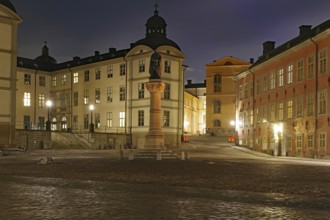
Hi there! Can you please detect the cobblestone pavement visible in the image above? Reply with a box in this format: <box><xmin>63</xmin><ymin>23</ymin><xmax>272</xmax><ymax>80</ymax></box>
<box><xmin>0</xmin><ymin>175</ymin><xmax>329</xmax><ymax>220</ymax></box>
<box><xmin>1</xmin><ymin>135</ymin><xmax>330</xmax><ymax>219</ymax></box>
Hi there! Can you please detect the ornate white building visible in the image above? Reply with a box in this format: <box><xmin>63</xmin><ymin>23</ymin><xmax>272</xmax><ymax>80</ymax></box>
<box><xmin>14</xmin><ymin>4</ymin><xmax>186</xmax><ymax>148</ymax></box>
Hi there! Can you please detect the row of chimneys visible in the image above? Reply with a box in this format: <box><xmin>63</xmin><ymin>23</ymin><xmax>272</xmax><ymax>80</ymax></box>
<box><xmin>72</xmin><ymin>47</ymin><xmax>117</xmax><ymax>61</ymax></box>
<box><xmin>263</xmin><ymin>25</ymin><xmax>312</xmax><ymax>55</ymax></box>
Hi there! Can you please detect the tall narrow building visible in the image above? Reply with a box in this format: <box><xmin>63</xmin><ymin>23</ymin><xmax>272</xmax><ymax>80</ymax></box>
<box><xmin>0</xmin><ymin>1</ymin><xmax>22</xmax><ymax>146</ymax></box>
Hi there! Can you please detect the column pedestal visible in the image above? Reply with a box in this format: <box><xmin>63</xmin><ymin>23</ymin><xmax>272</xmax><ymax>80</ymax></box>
<box><xmin>145</xmin><ymin>80</ymin><xmax>165</xmax><ymax>149</ymax></box>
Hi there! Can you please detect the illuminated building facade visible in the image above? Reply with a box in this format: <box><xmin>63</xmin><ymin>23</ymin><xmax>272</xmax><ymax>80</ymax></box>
<box><xmin>206</xmin><ymin>56</ymin><xmax>251</xmax><ymax>136</ymax></box>
<box><xmin>236</xmin><ymin>22</ymin><xmax>330</xmax><ymax>158</ymax></box>
<box><xmin>14</xmin><ymin>5</ymin><xmax>186</xmax><ymax>148</ymax></box>
<box><xmin>0</xmin><ymin>1</ymin><xmax>21</xmax><ymax>146</ymax></box>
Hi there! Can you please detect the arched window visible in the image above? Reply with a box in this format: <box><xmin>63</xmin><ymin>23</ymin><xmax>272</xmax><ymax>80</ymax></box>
<box><xmin>61</xmin><ymin>116</ymin><xmax>67</xmax><ymax>129</ymax></box>
<box><xmin>214</xmin><ymin>74</ymin><xmax>222</xmax><ymax>93</ymax></box>
<box><xmin>213</xmin><ymin>100</ymin><xmax>221</xmax><ymax>113</ymax></box>
<box><xmin>213</xmin><ymin>120</ymin><xmax>221</xmax><ymax>127</ymax></box>
<box><xmin>51</xmin><ymin>117</ymin><xmax>57</xmax><ymax>131</ymax></box>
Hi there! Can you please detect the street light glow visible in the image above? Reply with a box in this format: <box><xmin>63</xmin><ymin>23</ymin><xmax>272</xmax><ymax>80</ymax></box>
<box><xmin>46</xmin><ymin>100</ymin><xmax>52</xmax><ymax>107</ymax></box>
<box><xmin>230</xmin><ymin>120</ymin><xmax>235</xmax><ymax>126</ymax></box>
<box><xmin>89</xmin><ymin>104</ymin><xmax>95</xmax><ymax>111</ymax></box>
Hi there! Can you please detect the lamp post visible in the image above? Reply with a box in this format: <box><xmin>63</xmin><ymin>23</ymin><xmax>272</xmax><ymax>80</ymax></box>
<box><xmin>45</xmin><ymin>100</ymin><xmax>52</xmax><ymax>131</ymax></box>
<box><xmin>89</xmin><ymin>104</ymin><xmax>94</xmax><ymax>132</ymax></box>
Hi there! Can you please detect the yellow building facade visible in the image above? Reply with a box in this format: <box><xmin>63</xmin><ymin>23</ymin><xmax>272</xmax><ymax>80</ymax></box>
<box><xmin>15</xmin><ymin>6</ymin><xmax>186</xmax><ymax>148</ymax></box>
<box><xmin>205</xmin><ymin>56</ymin><xmax>250</xmax><ymax>136</ymax></box>
<box><xmin>0</xmin><ymin>1</ymin><xmax>21</xmax><ymax>146</ymax></box>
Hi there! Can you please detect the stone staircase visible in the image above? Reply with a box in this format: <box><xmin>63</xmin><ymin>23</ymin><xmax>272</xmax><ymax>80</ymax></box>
<box><xmin>51</xmin><ymin>133</ymin><xmax>92</xmax><ymax>149</ymax></box>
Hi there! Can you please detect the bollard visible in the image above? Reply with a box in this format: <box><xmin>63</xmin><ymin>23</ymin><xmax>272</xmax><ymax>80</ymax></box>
<box><xmin>180</xmin><ymin>151</ymin><xmax>185</xmax><ymax>160</ymax></box>
<box><xmin>128</xmin><ymin>150</ymin><xmax>134</xmax><ymax>160</ymax></box>
<box><xmin>120</xmin><ymin>150</ymin><xmax>124</xmax><ymax>160</ymax></box>
<box><xmin>157</xmin><ymin>150</ymin><xmax>162</xmax><ymax>160</ymax></box>
<box><xmin>185</xmin><ymin>151</ymin><xmax>190</xmax><ymax>160</ymax></box>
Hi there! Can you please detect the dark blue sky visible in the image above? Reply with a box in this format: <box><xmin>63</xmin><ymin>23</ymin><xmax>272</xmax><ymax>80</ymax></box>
<box><xmin>12</xmin><ymin>0</ymin><xmax>330</xmax><ymax>82</ymax></box>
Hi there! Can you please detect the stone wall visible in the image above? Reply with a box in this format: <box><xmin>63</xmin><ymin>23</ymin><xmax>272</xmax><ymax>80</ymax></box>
<box><xmin>15</xmin><ymin>130</ymin><xmax>51</xmax><ymax>150</ymax></box>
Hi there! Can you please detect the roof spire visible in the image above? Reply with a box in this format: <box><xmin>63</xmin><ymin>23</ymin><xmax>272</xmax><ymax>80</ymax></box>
<box><xmin>154</xmin><ymin>1</ymin><xmax>159</xmax><ymax>14</ymax></box>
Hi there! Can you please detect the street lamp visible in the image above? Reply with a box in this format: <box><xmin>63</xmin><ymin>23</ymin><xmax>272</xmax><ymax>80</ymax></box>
<box><xmin>45</xmin><ymin>100</ymin><xmax>52</xmax><ymax>131</ymax></box>
<box><xmin>89</xmin><ymin>104</ymin><xmax>94</xmax><ymax>132</ymax></box>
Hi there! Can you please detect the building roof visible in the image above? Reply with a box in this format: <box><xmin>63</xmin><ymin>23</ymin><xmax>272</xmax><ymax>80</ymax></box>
<box><xmin>132</xmin><ymin>4</ymin><xmax>181</xmax><ymax>51</ymax></box>
<box><xmin>254</xmin><ymin>19</ymin><xmax>330</xmax><ymax>66</ymax></box>
<box><xmin>0</xmin><ymin>0</ymin><xmax>16</xmax><ymax>12</ymax></box>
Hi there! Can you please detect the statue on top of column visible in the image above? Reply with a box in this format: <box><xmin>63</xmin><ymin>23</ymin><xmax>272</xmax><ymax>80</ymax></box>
<box><xmin>149</xmin><ymin>51</ymin><xmax>162</xmax><ymax>80</ymax></box>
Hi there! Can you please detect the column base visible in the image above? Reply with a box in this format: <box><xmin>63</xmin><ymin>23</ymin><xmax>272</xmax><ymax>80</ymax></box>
<box><xmin>145</xmin><ymin>132</ymin><xmax>165</xmax><ymax>149</ymax></box>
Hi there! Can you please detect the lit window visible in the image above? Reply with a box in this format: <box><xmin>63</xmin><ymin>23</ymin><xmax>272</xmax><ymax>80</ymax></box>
<box><xmin>73</xmin><ymin>72</ymin><xmax>79</xmax><ymax>83</ymax></box>
<box><xmin>52</xmin><ymin>76</ymin><xmax>56</xmax><ymax>87</ymax></box>
<box><xmin>24</xmin><ymin>92</ymin><xmax>31</xmax><ymax>106</ymax></box>
<box><xmin>61</xmin><ymin>74</ymin><xmax>66</xmax><ymax>86</ymax></box>
<box><xmin>278</xmin><ymin>68</ymin><xmax>284</xmax><ymax>87</ymax></box>
<box><xmin>119</xmin><ymin>112</ymin><xmax>125</xmax><ymax>128</ymax></box>
<box><xmin>278</xmin><ymin>102</ymin><xmax>284</xmax><ymax>121</ymax></box>
<box><xmin>296</xmin><ymin>135</ymin><xmax>302</xmax><ymax>149</ymax></box>
<box><xmin>287</xmin><ymin>64</ymin><xmax>293</xmax><ymax>84</ymax></box>
<box><xmin>318</xmin><ymin>90</ymin><xmax>327</xmax><ymax>114</ymax></box>
<box><xmin>106</xmin><ymin>112</ymin><xmax>113</xmax><ymax>128</ymax></box>
<box><xmin>319</xmin><ymin>133</ymin><xmax>326</xmax><ymax>148</ymax></box>
<box><xmin>95</xmin><ymin>113</ymin><xmax>100</xmax><ymax>128</ymax></box>
<box><xmin>38</xmin><ymin>94</ymin><xmax>45</xmax><ymax>107</ymax></box>
<box><xmin>307</xmin><ymin>135</ymin><xmax>314</xmax><ymax>148</ymax></box>
<box><xmin>269</xmin><ymin>71</ymin><xmax>275</xmax><ymax>90</ymax></box>
<box><xmin>84</xmin><ymin>90</ymin><xmax>89</xmax><ymax>105</ymax></box>
<box><xmin>287</xmin><ymin>100</ymin><xmax>293</xmax><ymax>119</ymax></box>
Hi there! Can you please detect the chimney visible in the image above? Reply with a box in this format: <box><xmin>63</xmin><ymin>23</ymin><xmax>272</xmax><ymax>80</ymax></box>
<box><xmin>109</xmin><ymin>47</ymin><xmax>116</xmax><ymax>54</ymax></box>
<box><xmin>249</xmin><ymin>58</ymin><xmax>254</xmax><ymax>64</ymax></box>
<box><xmin>95</xmin><ymin>51</ymin><xmax>100</xmax><ymax>56</ymax></box>
<box><xmin>299</xmin><ymin>25</ymin><xmax>312</xmax><ymax>36</ymax></box>
<box><xmin>73</xmin><ymin>56</ymin><xmax>80</xmax><ymax>61</ymax></box>
<box><xmin>187</xmin><ymin>80</ymin><xmax>192</xmax><ymax>85</ymax></box>
<box><xmin>263</xmin><ymin>41</ymin><xmax>275</xmax><ymax>55</ymax></box>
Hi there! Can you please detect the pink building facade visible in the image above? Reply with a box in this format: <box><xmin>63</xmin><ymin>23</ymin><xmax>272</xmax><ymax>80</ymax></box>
<box><xmin>236</xmin><ymin>21</ymin><xmax>330</xmax><ymax>158</ymax></box>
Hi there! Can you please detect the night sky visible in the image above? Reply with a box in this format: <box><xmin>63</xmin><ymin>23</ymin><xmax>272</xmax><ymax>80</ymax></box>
<box><xmin>11</xmin><ymin>0</ymin><xmax>330</xmax><ymax>82</ymax></box>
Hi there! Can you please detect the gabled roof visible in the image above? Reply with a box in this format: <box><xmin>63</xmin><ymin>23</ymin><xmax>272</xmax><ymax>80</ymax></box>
<box><xmin>206</xmin><ymin>56</ymin><xmax>251</xmax><ymax>67</ymax></box>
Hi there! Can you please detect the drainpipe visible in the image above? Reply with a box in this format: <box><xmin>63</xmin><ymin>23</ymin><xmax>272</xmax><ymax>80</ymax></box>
<box><xmin>33</xmin><ymin>64</ymin><xmax>39</xmax><ymax>128</ymax></box>
<box><xmin>248</xmin><ymin>68</ymin><xmax>255</xmax><ymax>150</ymax></box>
<box><xmin>67</xmin><ymin>65</ymin><xmax>73</xmax><ymax>133</ymax></box>
<box><xmin>310</xmin><ymin>37</ymin><xmax>319</xmax><ymax>158</ymax></box>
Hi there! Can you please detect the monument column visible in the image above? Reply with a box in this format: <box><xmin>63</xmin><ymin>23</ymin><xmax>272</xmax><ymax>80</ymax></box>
<box><xmin>145</xmin><ymin>50</ymin><xmax>165</xmax><ymax>149</ymax></box>
<box><xmin>145</xmin><ymin>81</ymin><xmax>165</xmax><ymax>148</ymax></box>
